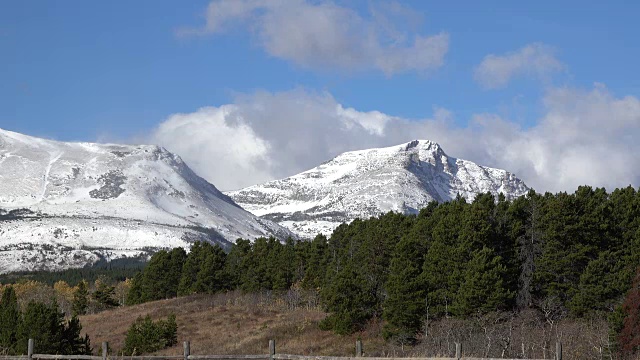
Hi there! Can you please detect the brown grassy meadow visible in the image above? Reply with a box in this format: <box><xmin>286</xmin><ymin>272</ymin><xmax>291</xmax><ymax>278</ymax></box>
<box><xmin>79</xmin><ymin>291</ymin><xmax>387</xmax><ymax>357</ymax></box>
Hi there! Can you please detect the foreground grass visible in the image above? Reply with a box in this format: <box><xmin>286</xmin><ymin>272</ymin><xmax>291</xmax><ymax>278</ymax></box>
<box><xmin>80</xmin><ymin>291</ymin><xmax>387</xmax><ymax>357</ymax></box>
<box><xmin>79</xmin><ymin>291</ymin><xmax>613</xmax><ymax>359</ymax></box>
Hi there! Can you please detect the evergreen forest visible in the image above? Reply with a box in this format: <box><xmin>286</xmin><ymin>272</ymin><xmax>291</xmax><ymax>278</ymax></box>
<box><xmin>126</xmin><ymin>186</ymin><xmax>640</xmax><ymax>353</ymax></box>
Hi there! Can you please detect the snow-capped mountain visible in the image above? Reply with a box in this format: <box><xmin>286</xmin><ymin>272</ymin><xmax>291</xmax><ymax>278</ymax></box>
<box><xmin>0</xmin><ymin>128</ymin><xmax>290</xmax><ymax>273</ymax></box>
<box><xmin>226</xmin><ymin>140</ymin><xmax>529</xmax><ymax>238</ymax></box>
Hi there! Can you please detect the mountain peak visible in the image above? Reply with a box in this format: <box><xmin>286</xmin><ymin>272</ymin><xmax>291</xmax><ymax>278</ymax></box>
<box><xmin>226</xmin><ymin>140</ymin><xmax>529</xmax><ymax>238</ymax></box>
<box><xmin>402</xmin><ymin>139</ymin><xmax>446</xmax><ymax>157</ymax></box>
<box><xmin>0</xmin><ymin>129</ymin><xmax>290</xmax><ymax>273</ymax></box>
<box><xmin>405</xmin><ymin>139</ymin><xmax>421</xmax><ymax>149</ymax></box>
<box><xmin>405</xmin><ymin>139</ymin><xmax>436</xmax><ymax>149</ymax></box>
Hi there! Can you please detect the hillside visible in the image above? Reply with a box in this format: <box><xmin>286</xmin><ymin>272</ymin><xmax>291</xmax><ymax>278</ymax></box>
<box><xmin>79</xmin><ymin>292</ymin><xmax>386</xmax><ymax>357</ymax></box>
<box><xmin>0</xmin><ymin>128</ymin><xmax>290</xmax><ymax>273</ymax></box>
<box><xmin>77</xmin><ymin>291</ymin><xmax>610</xmax><ymax>359</ymax></box>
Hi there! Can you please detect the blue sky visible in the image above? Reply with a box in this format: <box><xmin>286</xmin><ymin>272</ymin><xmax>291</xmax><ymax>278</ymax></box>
<box><xmin>2</xmin><ymin>1</ymin><xmax>640</xmax><ymax>192</ymax></box>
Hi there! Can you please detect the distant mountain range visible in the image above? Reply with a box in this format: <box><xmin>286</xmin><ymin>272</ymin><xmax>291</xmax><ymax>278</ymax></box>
<box><xmin>226</xmin><ymin>140</ymin><xmax>529</xmax><ymax>238</ymax></box>
<box><xmin>0</xmin><ymin>130</ymin><xmax>529</xmax><ymax>272</ymax></box>
<box><xmin>0</xmin><ymin>128</ymin><xmax>289</xmax><ymax>273</ymax></box>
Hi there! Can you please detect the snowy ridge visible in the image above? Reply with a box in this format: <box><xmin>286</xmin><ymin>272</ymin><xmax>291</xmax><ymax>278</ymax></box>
<box><xmin>226</xmin><ymin>140</ymin><xmax>530</xmax><ymax>238</ymax></box>
<box><xmin>0</xmin><ymin>128</ymin><xmax>291</xmax><ymax>273</ymax></box>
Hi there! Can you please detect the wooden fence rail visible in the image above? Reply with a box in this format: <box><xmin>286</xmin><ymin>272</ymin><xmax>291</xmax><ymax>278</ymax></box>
<box><xmin>16</xmin><ymin>339</ymin><xmax>562</xmax><ymax>360</ymax></box>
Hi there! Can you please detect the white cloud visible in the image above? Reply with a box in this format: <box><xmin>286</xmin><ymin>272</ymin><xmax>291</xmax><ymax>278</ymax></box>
<box><xmin>150</xmin><ymin>85</ymin><xmax>640</xmax><ymax>193</ymax></box>
<box><xmin>150</xmin><ymin>105</ymin><xmax>273</xmax><ymax>191</ymax></box>
<box><xmin>493</xmin><ymin>84</ymin><xmax>640</xmax><ymax>192</ymax></box>
<box><xmin>474</xmin><ymin>43</ymin><xmax>564</xmax><ymax>89</ymax></box>
<box><xmin>177</xmin><ymin>0</ymin><xmax>449</xmax><ymax>75</ymax></box>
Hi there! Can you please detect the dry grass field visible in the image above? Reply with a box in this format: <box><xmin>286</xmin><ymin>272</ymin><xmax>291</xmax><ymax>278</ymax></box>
<box><xmin>79</xmin><ymin>291</ymin><xmax>613</xmax><ymax>359</ymax></box>
<box><xmin>79</xmin><ymin>291</ymin><xmax>387</xmax><ymax>357</ymax></box>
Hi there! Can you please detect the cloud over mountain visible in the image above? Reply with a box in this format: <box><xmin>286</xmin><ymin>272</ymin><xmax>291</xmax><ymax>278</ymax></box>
<box><xmin>150</xmin><ymin>85</ymin><xmax>640</xmax><ymax>194</ymax></box>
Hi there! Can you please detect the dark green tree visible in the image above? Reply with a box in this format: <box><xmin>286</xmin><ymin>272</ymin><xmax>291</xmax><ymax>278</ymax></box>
<box><xmin>71</xmin><ymin>280</ymin><xmax>89</xmax><ymax>316</ymax></box>
<box><xmin>16</xmin><ymin>301</ymin><xmax>64</xmax><ymax>354</ymax></box>
<box><xmin>126</xmin><ymin>272</ymin><xmax>144</xmax><ymax>305</ymax></box>
<box><xmin>382</xmin><ymin>235</ymin><xmax>427</xmax><ymax>341</ymax></box>
<box><xmin>61</xmin><ymin>316</ymin><xmax>92</xmax><ymax>355</ymax></box>
<box><xmin>122</xmin><ymin>314</ymin><xmax>178</xmax><ymax>355</ymax></box>
<box><xmin>508</xmin><ymin>189</ymin><xmax>545</xmax><ymax>308</ymax></box>
<box><xmin>192</xmin><ymin>243</ymin><xmax>229</xmax><ymax>294</ymax></box>
<box><xmin>93</xmin><ymin>280</ymin><xmax>119</xmax><ymax>310</ymax></box>
<box><xmin>238</xmin><ymin>237</ymin><xmax>271</xmax><ymax>291</ymax></box>
<box><xmin>569</xmin><ymin>250</ymin><xmax>629</xmax><ymax>316</ymax></box>
<box><xmin>422</xmin><ymin>202</ymin><xmax>465</xmax><ymax>318</ymax></box>
<box><xmin>271</xmin><ymin>237</ymin><xmax>297</xmax><ymax>290</ymax></box>
<box><xmin>300</xmin><ymin>234</ymin><xmax>329</xmax><ymax>290</ymax></box>
<box><xmin>128</xmin><ymin>248</ymin><xmax>187</xmax><ymax>303</ymax></box>
<box><xmin>535</xmin><ymin>187</ymin><xmax>610</xmax><ymax>309</ymax></box>
<box><xmin>224</xmin><ymin>239</ymin><xmax>252</xmax><ymax>290</ymax></box>
<box><xmin>319</xmin><ymin>264</ymin><xmax>376</xmax><ymax>335</ymax></box>
<box><xmin>0</xmin><ymin>286</ymin><xmax>21</xmax><ymax>354</ymax></box>
<box><xmin>453</xmin><ymin>246</ymin><xmax>513</xmax><ymax>316</ymax></box>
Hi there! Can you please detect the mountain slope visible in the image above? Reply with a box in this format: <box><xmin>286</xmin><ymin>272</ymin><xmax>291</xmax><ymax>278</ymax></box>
<box><xmin>0</xmin><ymin>128</ymin><xmax>290</xmax><ymax>273</ymax></box>
<box><xmin>226</xmin><ymin>140</ymin><xmax>529</xmax><ymax>238</ymax></box>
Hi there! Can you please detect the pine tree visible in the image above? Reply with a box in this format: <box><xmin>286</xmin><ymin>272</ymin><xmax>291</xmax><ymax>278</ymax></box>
<box><xmin>319</xmin><ymin>264</ymin><xmax>376</xmax><ymax>335</ymax></box>
<box><xmin>16</xmin><ymin>300</ymin><xmax>65</xmax><ymax>354</ymax></box>
<box><xmin>237</xmin><ymin>237</ymin><xmax>270</xmax><ymax>291</ymax></box>
<box><xmin>569</xmin><ymin>249</ymin><xmax>628</xmax><ymax>316</ymax></box>
<box><xmin>453</xmin><ymin>246</ymin><xmax>513</xmax><ymax>316</ymax></box>
<box><xmin>167</xmin><ymin>247</ymin><xmax>187</xmax><ymax>296</ymax></box>
<box><xmin>93</xmin><ymin>278</ymin><xmax>119</xmax><ymax>310</ymax></box>
<box><xmin>224</xmin><ymin>239</ymin><xmax>252</xmax><ymax>290</ymax></box>
<box><xmin>0</xmin><ymin>286</ymin><xmax>21</xmax><ymax>354</ymax></box>
<box><xmin>122</xmin><ymin>314</ymin><xmax>178</xmax><ymax>355</ymax></box>
<box><xmin>382</xmin><ymin>235</ymin><xmax>426</xmax><ymax>342</ymax></box>
<box><xmin>125</xmin><ymin>272</ymin><xmax>144</xmax><ymax>305</ymax></box>
<box><xmin>193</xmin><ymin>243</ymin><xmax>229</xmax><ymax>294</ymax></box>
<box><xmin>422</xmin><ymin>198</ymin><xmax>468</xmax><ymax>318</ymax></box>
<box><xmin>508</xmin><ymin>190</ymin><xmax>545</xmax><ymax>308</ymax></box>
<box><xmin>178</xmin><ymin>242</ymin><xmax>204</xmax><ymax>296</ymax></box>
<box><xmin>301</xmin><ymin>234</ymin><xmax>329</xmax><ymax>290</ymax></box>
<box><xmin>127</xmin><ymin>248</ymin><xmax>187</xmax><ymax>303</ymax></box>
<box><xmin>535</xmin><ymin>187</ymin><xmax>610</xmax><ymax>309</ymax></box>
<box><xmin>161</xmin><ymin>314</ymin><xmax>178</xmax><ymax>348</ymax></box>
<box><xmin>61</xmin><ymin>316</ymin><xmax>92</xmax><ymax>355</ymax></box>
<box><xmin>71</xmin><ymin>280</ymin><xmax>89</xmax><ymax>316</ymax></box>
<box><xmin>271</xmin><ymin>237</ymin><xmax>296</xmax><ymax>290</ymax></box>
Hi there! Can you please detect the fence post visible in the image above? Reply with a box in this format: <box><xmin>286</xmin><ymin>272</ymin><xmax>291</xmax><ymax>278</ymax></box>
<box><xmin>356</xmin><ymin>340</ymin><xmax>363</xmax><ymax>357</ymax></box>
<box><xmin>102</xmin><ymin>342</ymin><xmax>108</xmax><ymax>360</ymax></box>
<box><xmin>556</xmin><ymin>342</ymin><xmax>562</xmax><ymax>360</ymax></box>
<box><xmin>455</xmin><ymin>342</ymin><xmax>462</xmax><ymax>360</ymax></box>
<box><xmin>269</xmin><ymin>339</ymin><xmax>276</xmax><ymax>360</ymax></box>
<box><xmin>184</xmin><ymin>341</ymin><xmax>190</xmax><ymax>360</ymax></box>
<box><xmin>27</xmin><ymin>339</ymin><xmax>34</xmax><ymax>360</ymax></box>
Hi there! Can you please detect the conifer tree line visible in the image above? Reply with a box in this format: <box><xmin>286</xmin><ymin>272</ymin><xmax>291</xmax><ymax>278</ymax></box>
<box><xmin>0</xmin><ymin>286</ymin><xmax>91</xmax><ymax>355</ymax></box>
<box><xmin>0</xmin><ymin>261</ymin><xmax>144</xmax><ymax>287</ymax></box>
<box><xmin>127</xmin><ymin>186</ymin><xmax>640</xmax><ymax>349</ymax></box>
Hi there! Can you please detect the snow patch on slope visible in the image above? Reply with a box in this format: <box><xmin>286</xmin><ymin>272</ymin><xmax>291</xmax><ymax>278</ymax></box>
<box><xmin>227</xmin><ymin>140</ymin><xmax>529</xmax><ymax>238</ymax></box>
<box><xmin>0</xmin><ymin>128</ymin><xmax>291</xmax><ymax>273</ymax></box>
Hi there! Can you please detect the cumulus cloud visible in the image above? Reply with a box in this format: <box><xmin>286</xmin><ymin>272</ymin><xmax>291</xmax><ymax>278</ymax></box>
<box><xmin>150</xmin><ymin>85</ymin><xmax>640</xmax><ymax>193</ymax></box>
<box><xmin>151</xmin><ymin>105</ymin><xmax>273</xmax><ymax>190</ymax></box>
<box><xmin>486</xmin><ymin>84</ymin><xmax>640</xmax><ymax>192</ymax></box>
<box><xmin>474</xmin><ymin>43</ymin><xmax>564</xmax><ymax>89</ymax></box>
<box><xmin>177</xmin><ymin>0</ymin><xmax>449</xmax><ymax>75</ymax></box>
